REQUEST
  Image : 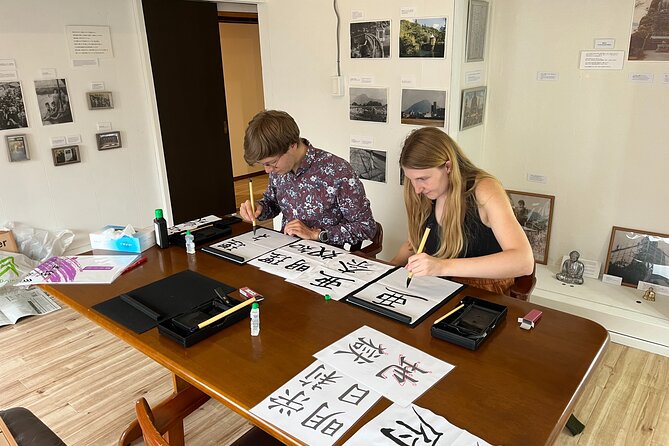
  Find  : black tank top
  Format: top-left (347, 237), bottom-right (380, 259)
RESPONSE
top-left (423, 194), bottom-right (502, 258)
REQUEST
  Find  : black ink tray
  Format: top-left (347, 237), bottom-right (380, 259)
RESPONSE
top-left (431, 296), bottom-right (507, 350)
top-left (158, 294), bottom-right (250, 347)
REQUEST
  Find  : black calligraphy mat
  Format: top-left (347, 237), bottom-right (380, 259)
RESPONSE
top-left (92, 270), bottom-right (235, 334)
top-left (431, 296), bottom-right (507, 350)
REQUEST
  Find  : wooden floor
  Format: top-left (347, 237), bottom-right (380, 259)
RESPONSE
top-left (1, 305), bottom-right (668, 445)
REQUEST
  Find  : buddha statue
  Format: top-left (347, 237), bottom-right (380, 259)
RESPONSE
top-left (556, 250), bottom-right (585, 285)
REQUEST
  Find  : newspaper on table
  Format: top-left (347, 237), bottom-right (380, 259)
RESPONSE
top-left (0, 286), bottom-right (60, 327)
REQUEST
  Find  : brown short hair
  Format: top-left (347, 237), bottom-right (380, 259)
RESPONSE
top-left (243, 110), bottom-right (300, 165)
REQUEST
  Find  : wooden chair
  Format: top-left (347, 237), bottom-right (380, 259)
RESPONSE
top-left (507, 263), bottom-right (537, 301)
top-left (0, 407), bottom-right (66, 446)
top-left (135, 386), bottom-right (283, 446)
top-left (354, 221), bottom-right (384, 258)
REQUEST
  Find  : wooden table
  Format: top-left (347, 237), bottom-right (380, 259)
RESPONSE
top-left (43, 225), bottom-right (608, 446)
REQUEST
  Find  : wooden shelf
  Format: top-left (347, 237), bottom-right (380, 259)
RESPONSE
top-left (530, 264), bottom-right (669, 357)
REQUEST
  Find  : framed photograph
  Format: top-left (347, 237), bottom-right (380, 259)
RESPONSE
top-left (96, 130), bottom-right (122, 150)
top-left (465, 0), bottom-right (489, 62)
top-left (52, 145), bottom-right (81, 166)
top-left (401, 89), bottom-right (447, 127)
top-left (86, 91), bottom-right (114, 110)
top-left (0, 81), bottom-right (29, 130)
top-left (350, 20), bottom-right (391, 58)
top-left (399, 17), bottom-right (447, 58)
top-left (628, 0), bottom-right (669, 61)
top-left (506, 190), bottom-right (555, 265)
top-left (350, 87), bottom-right (388, 123)
top-left (349, 147), bottom-right (387, 183)
top-left (34, 78), bottom-right (73, 125)
top-left (460, 86), bottom-right (487, 130)
top-left (605, 227), bottom-right (669, 288)
top-left (5, 134), bottom-right (30, 162)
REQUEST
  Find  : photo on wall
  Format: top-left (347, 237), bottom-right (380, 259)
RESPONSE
top-left (605, 227), bottom-right (669, 288)
top-left (350, 20), bottom-right (391, 58)
top-left (34, 78), bottom-right (73, 125)
top-left (628, 0), bottom-right (669, 61)
top-left (0, 81), bottom-right (29, 130)
top-left (6, 134), bottom-right (30, 162)
top-left (399, 17), bottom-right (447, 58)
top-left (52, 145), bottom-right (80, 166)
top-left (400, 89), bottom-right (446, 127)
top-left (350, 87), bottom-right (388, 123)
top-left (350, 147), bottom-right (387, 183)
top-left (460, 86), bottom-right (486, 130)
top-left (506, 190), bottom-right (555, 265)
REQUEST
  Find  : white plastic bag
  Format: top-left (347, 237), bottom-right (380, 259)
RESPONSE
top-left (3, 222), bottom-right (74, 262)
top-left (0, 251), bottom-right (38, 288)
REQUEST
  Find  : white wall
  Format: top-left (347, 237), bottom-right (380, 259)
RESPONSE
top-left (257, 0), bottom-right (457, 260)
top-left (485, 0), bottom-right (669, 268)
top-left (0, 0), bottom-right (165, 253)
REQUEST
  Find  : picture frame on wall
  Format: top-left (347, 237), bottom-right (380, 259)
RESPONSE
top-left (399, 17), bottom-right (447, 58)
top-left (465, 0), bottom-right (489, 63)
top-left (96, 130), bottom-right (122, 150)
top-left (5, 134), bottom-right (30, 162)
top-left (604, 226), bottom-right (669, 288)
top-left (506, 190), bottom-right (555, 265)
top-left (52, 145), bottom-right (81, 166)
top-left (86, 91), bottom-right (114, 110)
top-left (460, 86), bottom-right (487, 130)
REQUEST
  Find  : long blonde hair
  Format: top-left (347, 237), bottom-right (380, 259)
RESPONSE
top-left (400, 127), bottom-right (494, 259)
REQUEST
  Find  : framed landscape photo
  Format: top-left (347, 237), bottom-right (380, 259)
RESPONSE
top-left (86, 91), bottom-right (113, 110)
top-left (6, 134), bottom-right (30, 162)
top-left (506, 190), bottom-right (555, 264)
top-left (96, 130), bottom-right (122, 150)
top-left (52, 145), bottom-right (81, 166)
top-left (605, 226), bottom-right (669, 288)
top-left (460, 86), bottom-right (487, 130)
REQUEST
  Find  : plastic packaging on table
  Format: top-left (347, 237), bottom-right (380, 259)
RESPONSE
top-left (3, 221), bottom-right (74, 262)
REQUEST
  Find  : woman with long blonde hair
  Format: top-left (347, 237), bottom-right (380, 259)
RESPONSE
top-left (391, 127), bottom-right (533, 294)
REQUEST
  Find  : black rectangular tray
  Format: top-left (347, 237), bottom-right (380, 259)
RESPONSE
top-left (431, 296), bottom-right (507, 350)
top-left (168, 225), bottom-right (231, 247)
top-left (158, 294), bottom-right (250, 347)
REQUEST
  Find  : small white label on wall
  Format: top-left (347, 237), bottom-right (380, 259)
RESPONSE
top-left (72, 59), bottom-right (98, 68)
top-left (465, 70), bottom-right (482, 84)
top-left (537, 71), bottom-right (559, 81)
top-left (579, 50), bottom-right (624, 70)
top-left (0, 59), bottom-right (16, 70)
top-left (664, 73), bottom-right (669, 83)
top-left (97, 121), bottom-right (112, 132)
top-left (594, 38), bottom-right (615, 49)
top-left (526, 173), bottom-right (547, 184)
top-left (629, 73), bottom-right (654, 83)
top-left (91, 82), bottom-right (105, 91)
top-left (350, 135), bottom-right (374, 148)
top-left (66, 134), bottom-right (82, 144)
top-left (0, 71), bottom-right (18, 81)
top-left (50, 136), bottom-right (67, 147)
top-left (400, 76), bottom-right (416, 87)
top-left (400, 7), bottom-right (416, 17)
top-left (351, 10), bottom-right (364, 20)
top-left (349, 75), bottom-right (374, 85)
top-left (602, 274), bottom-right (623, 286)
top-left (40, 68), bottom-right (57, 78)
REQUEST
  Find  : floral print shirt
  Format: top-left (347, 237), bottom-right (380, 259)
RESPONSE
top-left (258, 142), bottom-right (376, 247)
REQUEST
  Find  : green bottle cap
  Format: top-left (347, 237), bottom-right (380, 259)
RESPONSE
top-left (324, 294), bottom-right (331, 301)
top-left (252, 303), bottom-right (259, 309)
top-left (155, 209), bottom-right (163, 218)
top-left (186, 230), bottom-right (192, 236)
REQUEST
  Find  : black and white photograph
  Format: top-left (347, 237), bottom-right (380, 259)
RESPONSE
top-left (350, 20), bottom-right (391, 58)
top-left (507, 190), bottom-right (554, 265)
top-left (0, 81), bottom-right (29, 130)
top-left (52, 145), bottom-right (81, 166)
top-left (6, 134), bottom-right (30, 162)
top-left (399, 17), bottom-right (447, 58)
top-left (628, 0), bottom-right (669, 61)
top-left (465, 0), bottom-right (489, 62)
top-left (349, 147), bottom-right (387, 183)
top-left (86, 91), bottom-right (114, 110)
top-left (401, 89), bottom-right (446, 127)
top-left (350, 87), bottom-right (388, 123)
top-left (605, 227), bottom-right (669, 288)
top-left (460, 86), bottom-right (487, 130)
top-left (34, 79), bottom-right (73, 125)
top-left (96, 130), bottom-right (122, 150)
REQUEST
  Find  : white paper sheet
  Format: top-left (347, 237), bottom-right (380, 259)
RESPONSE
top-left (314, 326), bottom-right (455, 407)
top-left (205, 228), bottom-right (298, 263)
top-left (251, 360), bottom-right (381, 446)
top-left (281, 239), bottom-right (349, 265)
top-left (287, 267), bottom-right (368, 301)
top-left (249, 248), bottom-right (316, 280)
top-left (324, 253), bottom-right (394, 282)
top-left (343, 403), bottom-right (493, 446)
top-left (350, 268), bottom-right (463, 324)
top-left (15, 255), bottom-right (138, 285)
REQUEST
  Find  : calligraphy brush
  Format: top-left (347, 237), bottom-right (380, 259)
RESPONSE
top-left (406, 226), bottom-right (431, 288)
top-left (249, 179), bottom-right (257, 235)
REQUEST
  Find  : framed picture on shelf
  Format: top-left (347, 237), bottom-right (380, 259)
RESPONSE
top-left (465, 0), bottom-right (489, 62)
top-left (52, 145), bottom-right (81, 166)
top-left (5, 134), bottom-right (30, 162)
top-left (604, 226), bottom-right (669, 288)
top-left (506, 190), bottom-right (555, 264)
top-left (460, 86), bottom-right (487, 130)
top-left (86, 91), bottom-right (113, 110)
top-left (96, 130), bottom-right (122, 150)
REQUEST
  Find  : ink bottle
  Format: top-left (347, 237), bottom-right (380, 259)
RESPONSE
top-left (154, 209), bottom-right (169, 248)
top-left (185, 230), bottom-right (195, 254)
top-left (250, 302), bottom-right (260, 336)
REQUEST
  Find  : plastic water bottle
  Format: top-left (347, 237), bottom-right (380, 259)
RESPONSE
top-left (185, 230), bottom-right (195, 254)
top-left (250, 303), bottom-right (260, 336)
top-left (154, 209), bottom-right (169, 249)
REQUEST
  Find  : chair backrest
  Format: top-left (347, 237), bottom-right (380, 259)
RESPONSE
top-left (508, 263), bottom-right (537, 301)
top-left (135, 398), bottom-right (170, 446)
top-left (357, 221), bottom-right (384, 258)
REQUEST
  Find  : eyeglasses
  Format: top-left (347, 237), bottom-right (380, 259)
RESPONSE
top-left (256, 153), bottom-right (284, 168)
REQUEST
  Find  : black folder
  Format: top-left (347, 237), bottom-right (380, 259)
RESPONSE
top-left (93, 270), bottom-right (235, 334)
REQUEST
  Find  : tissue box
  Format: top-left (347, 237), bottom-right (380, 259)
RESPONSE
top-left (89, 225), bottom-right (156, 253)
top-left (0, 230), bottom-right (18, 252)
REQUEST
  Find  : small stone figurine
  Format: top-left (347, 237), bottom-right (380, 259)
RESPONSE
top-left (643, 287), bottom-right (656, 302)
top-left (556, 250), bottom-right (585, 285)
